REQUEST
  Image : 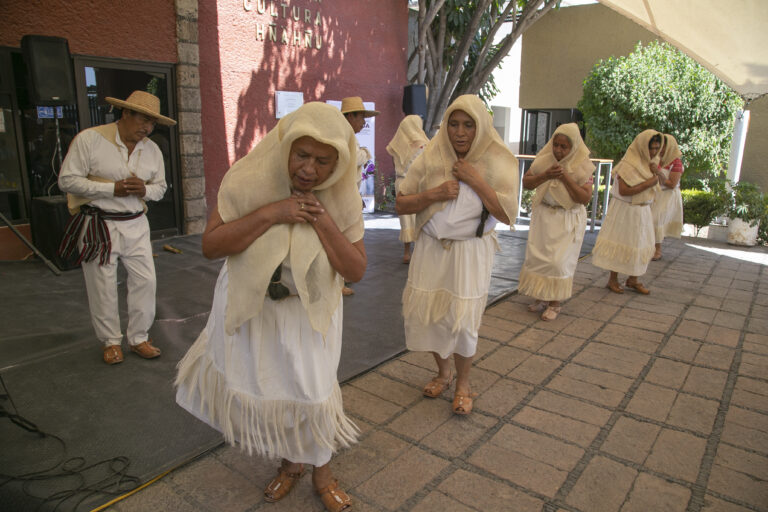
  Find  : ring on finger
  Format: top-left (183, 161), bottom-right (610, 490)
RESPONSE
top-left (300, 203), bottom-right (304, 210)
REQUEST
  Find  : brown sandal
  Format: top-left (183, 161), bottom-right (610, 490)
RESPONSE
top-left (316, 479), bottom-right (351, 512)
top-left (606, 281), bottom-right (624, 294)
top-left (264, 464), bottom-right (304, 503)
top-left (103, 345), bottom-right (123, 365)
top-left (625, 279), bottom-right (650, 295)
top-left (452, 389), bottom-right (476, 415)
top-left (423, 373), bottom-right (454, 398)
top-left (130, 340), bottom-right (161, 359)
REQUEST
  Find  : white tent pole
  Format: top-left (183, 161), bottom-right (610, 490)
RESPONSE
top-left (726, 109), bottom-right (750, 184)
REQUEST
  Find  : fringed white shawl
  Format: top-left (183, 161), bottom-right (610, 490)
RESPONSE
top-left (613, 129), bottom-right (662, 205)
top-left (217, 102), bottom-right (364, 336)
top-left (527, 123), bottom-right (595, 210)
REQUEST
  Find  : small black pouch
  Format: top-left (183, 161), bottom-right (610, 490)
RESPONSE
top-left (267, 264), bottom-right (291, 300)
top-left (475, 205), bottom-right (490, 237)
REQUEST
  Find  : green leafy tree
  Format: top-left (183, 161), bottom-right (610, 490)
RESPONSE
top-left (411, 0), bottom-right (560, 135)
top-left (578, 41), bottom-right (743, 186)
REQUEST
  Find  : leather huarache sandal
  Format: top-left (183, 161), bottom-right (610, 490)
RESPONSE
top-left (540, 305), bottom-right (561, 321)
top-left (423, 373), bottom-right (454, 398)
top-left (625, 279), bottom-right (650, 295)
top-left (606, 281), bottom-right (624, 294)
top-left (103, 345), bottom-right (123, 365)
top-left (452, 389), bottom-right (476, 415)
top-left (264, 464), bottom-right (304, 503)
top-left (130, 340), bottom-right (161, 359)
top-left (527, 300), bottom-right (547, 313)
top-left (316, 479), bottom-right (351, 512)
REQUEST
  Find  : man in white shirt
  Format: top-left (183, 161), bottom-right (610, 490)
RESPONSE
top-left (58, 91), bottom-right (176, 365)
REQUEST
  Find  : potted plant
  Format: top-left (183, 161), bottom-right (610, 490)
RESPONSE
top-left (726, 181), bottom-right (765, 246)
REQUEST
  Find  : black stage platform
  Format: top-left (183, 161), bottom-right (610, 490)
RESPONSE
top-left (0, 214), bottom-right (596, 511)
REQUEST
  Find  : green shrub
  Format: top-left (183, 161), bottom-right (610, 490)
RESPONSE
top-left (682, 189), bottom-right (728, 236)
top-left (578, 41), bottom-right (743, 181)
top-left (728, 181), bottom-right (765, 226)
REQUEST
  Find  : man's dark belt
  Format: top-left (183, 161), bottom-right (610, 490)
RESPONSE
top-left (58, 205), bottom-right (143, 265)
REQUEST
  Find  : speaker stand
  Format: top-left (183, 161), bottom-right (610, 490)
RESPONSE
top-left (0, 211), bottom-right (61, 276)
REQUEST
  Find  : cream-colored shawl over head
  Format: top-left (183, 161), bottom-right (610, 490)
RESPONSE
top-left (661, 134), bottom-right (683, 167)
top-left (398, 95), bottom-right (519, 233)
top-left (217, 102), bottom-right (364, 336)
top-left (613, 129), bottom-right (662, 205)
top-left (527, 123), bottom-right (594, 210)
top-left (386, 115), bottom-right (429, 178)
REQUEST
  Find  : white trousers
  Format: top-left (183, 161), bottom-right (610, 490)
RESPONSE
top-left (79, 215), bottom-right (156, 347)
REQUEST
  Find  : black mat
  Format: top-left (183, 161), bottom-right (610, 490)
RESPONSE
top-left (0, 213), bottom-right (595, 511)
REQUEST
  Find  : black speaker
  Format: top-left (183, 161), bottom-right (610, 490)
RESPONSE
top-left (21, 35), bottom-right (76, 106)
top-left (403, 84), bottom-right (427, 121)
top-left (30, 195), bottom-right (80, 271)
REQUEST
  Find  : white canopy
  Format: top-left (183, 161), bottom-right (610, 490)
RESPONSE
top-left (598, 0), bottom-right (768, 99)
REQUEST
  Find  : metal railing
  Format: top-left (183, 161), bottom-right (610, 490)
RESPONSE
top-left (514, 155), bottom-right (613, 231)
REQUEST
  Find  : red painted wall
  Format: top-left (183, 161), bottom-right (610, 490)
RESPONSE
top-left (0, 0), bottom-right (177, 63)
top-left (199, 0), bottom-right (409, 209)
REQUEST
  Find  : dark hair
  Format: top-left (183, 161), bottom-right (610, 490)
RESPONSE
top-left (649, 134), bottom-right (662, 148)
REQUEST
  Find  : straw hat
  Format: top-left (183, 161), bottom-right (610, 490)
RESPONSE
top-left (340, 96), bottom-right (379, 118)
top-left (105, 91), bottom-right (177, 126)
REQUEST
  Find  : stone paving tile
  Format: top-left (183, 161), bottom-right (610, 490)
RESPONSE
top-left (713, 311), bottom-right (746, 330)
top-left (350, 372), bottom-right (423, 407)
top-left (739, 352), bottom-right (768, 380)
top-left (378, 359), bottom-right (435, 388)
top-left (480, 314), bottom-right (527, 335)
top-left (601, 415), bottom-right (661, 464)
top-left (594, 324), bottom-right (663, 354)
top-left (437, 469), bottom-right (544, 512)
top-left (410, 490), bottom-right (474, 512)
top-left (421, 413), bottom-right (496, 458)
top-left (722, 406), bottom-right (768, 454)
top-left (645, 429), bottom-right (708, 483)
top-left (167, 456), bottom-right (263, 512)
top-left (744, 333), bottom-right (768, 356)
top-left (720, 299), bottom-right (752, 315)
top-left (342, 385), bottom-right (404, 424)
top-left (695, 344), bottom-right (735, 371)
top-left (214, 444), bottom-right (274, 483)
top-left (534, 312), bottom-right (577, 333)
top-left (705, 325), bottom-right (742, 348)
top-left (528, 390), bottom-right (612, 426)
top-left (731, 376), bottom-right (768, 414)
top-left (478, 323), bottom-right (517, 343)
top-left (399, 350), bottom-right (437, 371)
top-left (563, 316), bottom-right (604, 339)
top-left (694, 294), bottom-right (723, 309)
top-left (507, 327), bottom-right (556, 352)
top-left (701, 284), bottom-right (730, 298)
top-left (354, 446), bottom-right (450, 511)
top-left (628, 296), bottom-right (686, 316)
top-left (473, 377), bottom-right (532, 417)
top-left (580, 301), bottom-right (621, 321)
top-left (675, 320), bottom-right (710, 340)
top-left (620, 471), bottom-right (692, 512)
top-left (473, 337), bottom-right (498, 359)
top-left (747, 316), bottom-right (768, 334)
top-left (513, 406), bottom-right (601, 447)
top-left (685, 306), bottom-right (719, 323)
top-left (475, 345), bottom-right (530, 375)
top-left (662, 336), bottom-right (702, 362)
top-left (613, 307), bottom-right (676, 333)
top-left (708, 463), bottom-right (768, 510)
top-left (469, 424), bottom-right (582, 497)
top-left (725, 289), bottom-right (754, 302)
top-left (626, 382), bottom-right (678, 422)
top-left (548, 364), bottom-right (632, 407)
top-left (334, 430), bottom-right (410, 488)
top-left (667, 393), bottom-right (720, 435)
top-left (111, 480), bottom-right (202, 512)
top-left (538, 333), bottom-right (584, 360)
top-left (508, 354), bottom-right (561, 384)
top-left (682, 366), bottom-right (728, 399)
top-left (573, 342), bottom-right (650, 377)
top-left (645, 358), bottom-right (691, 389)
top-left (701, 495), bottom-right (758, 512)
top-left (388, 397), bottom-right (455, 442)
top-left (565, 455), bottom-right (637, 512)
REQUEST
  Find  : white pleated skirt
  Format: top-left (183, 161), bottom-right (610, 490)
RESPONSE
top-left (403, 231), bottom-right (498, 359)
top-left (175, 262), bottom-right (358, 467)
top-left (651, 187), bottom-right (683, 242)
top-left (518, 203), bottom-right (587, 301)
top-left (591, 199), bottom-right (655, 276)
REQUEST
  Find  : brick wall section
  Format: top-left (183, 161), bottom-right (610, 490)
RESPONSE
top-left (175, 0), bottom-right (206, 234)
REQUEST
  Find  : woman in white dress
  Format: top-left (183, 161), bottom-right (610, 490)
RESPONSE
top-left (518, 123), bottom-right (594, 321)
top-left (650, 134), bottom-right (684, 260)
top-left (592, 130), bottom-right (663, 295)
top-left (175, 103), bottom-right (365, 512)
top-left (396, 95), bottom-right (518, 415)
top-left (386, 114), bottom-right (429, 264)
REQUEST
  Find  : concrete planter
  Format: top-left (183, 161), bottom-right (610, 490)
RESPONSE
top-left (727, 217), bottom-right (760, 246)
